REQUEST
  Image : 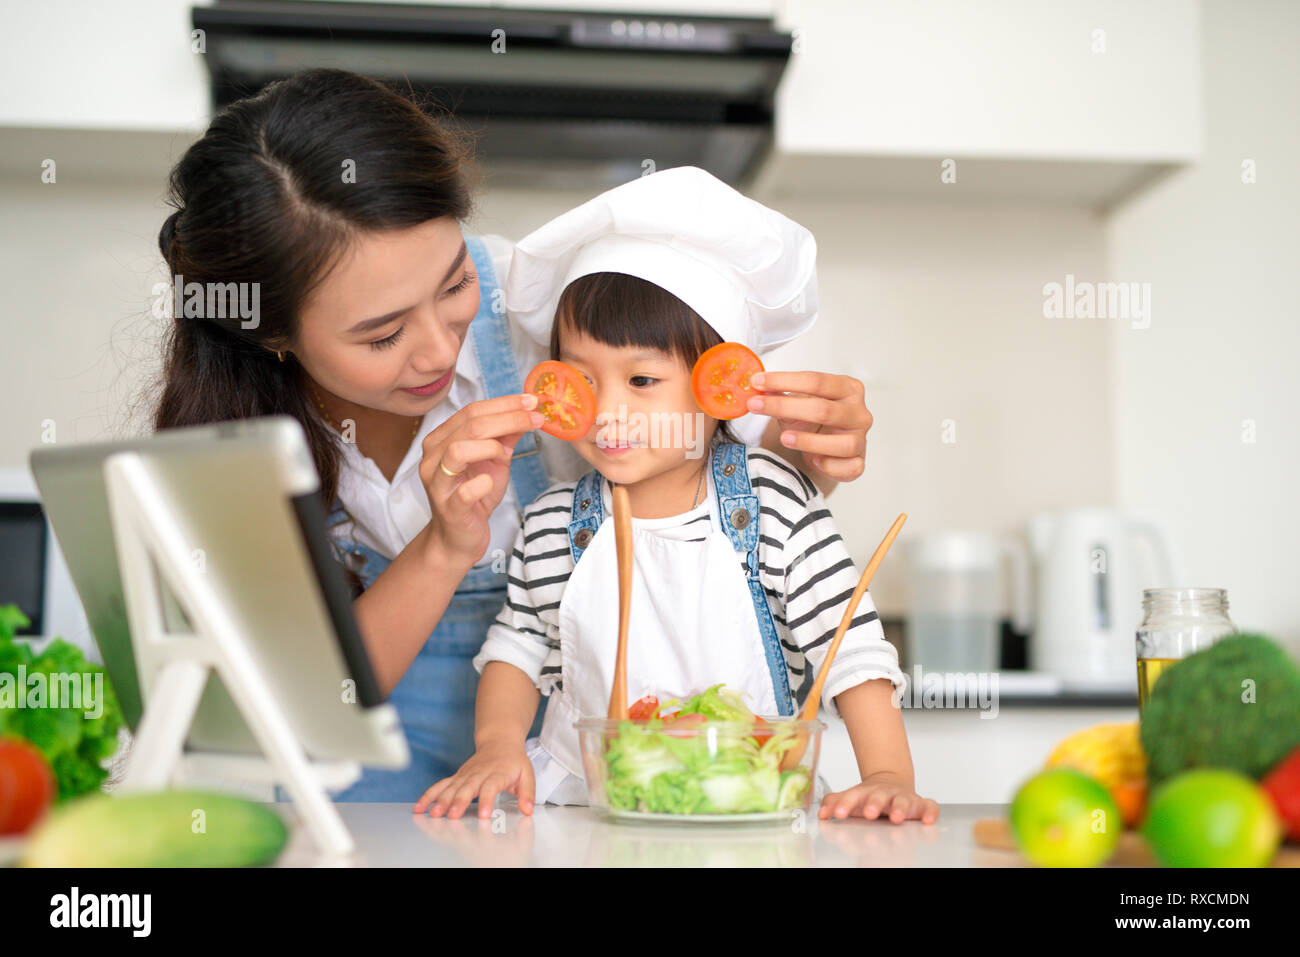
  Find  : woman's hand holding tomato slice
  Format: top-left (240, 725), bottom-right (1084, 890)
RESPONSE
top-left (417, 393), bottom-right (547, 568)
top-left (690, 344), bottom-right (873, 493)
top-left (745, 370), bottom-right (873, 489)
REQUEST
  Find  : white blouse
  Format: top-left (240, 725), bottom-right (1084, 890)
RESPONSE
top-left (332, 233), bottom-right (771, 569)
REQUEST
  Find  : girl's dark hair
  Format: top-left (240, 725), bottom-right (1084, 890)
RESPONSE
top-left (153, 68), bottom-right (477, 506)
top-left (549, 272), bottom-right (741, 446)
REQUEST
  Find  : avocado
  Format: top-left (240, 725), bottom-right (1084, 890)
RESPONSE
top-left (1140, 633), bottom-right (1300, 788)
top-left (21, 790), bottom-right (288, 867)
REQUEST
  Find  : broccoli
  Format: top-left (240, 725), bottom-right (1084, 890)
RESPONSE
top-left (1140, 633), bottom-right (1300, 787)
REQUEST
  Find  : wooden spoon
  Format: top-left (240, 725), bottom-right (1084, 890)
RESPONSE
top-left (780, 513), bottom-right (908, 770)
top-left (607, 484), bottom-right (634, 720)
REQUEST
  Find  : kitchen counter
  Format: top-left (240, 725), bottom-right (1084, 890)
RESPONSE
top-left (274, 802), bottom-right (1031, 868)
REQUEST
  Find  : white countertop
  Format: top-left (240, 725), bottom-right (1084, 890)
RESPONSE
top-left (274, 802), bottom-right (1025, 868)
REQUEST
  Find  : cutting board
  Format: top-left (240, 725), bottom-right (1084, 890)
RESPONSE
top-left (974, 818), bottom-right (1300, 867)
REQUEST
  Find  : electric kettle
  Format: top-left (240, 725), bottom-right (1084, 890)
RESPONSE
top-left (1027, 508), bottom-right (1177, 688)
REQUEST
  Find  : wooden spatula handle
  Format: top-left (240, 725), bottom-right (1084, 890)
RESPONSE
top-left (608, 484), bottom-right (634, 720)
top-left (799, 513), bottom-right (907, 720)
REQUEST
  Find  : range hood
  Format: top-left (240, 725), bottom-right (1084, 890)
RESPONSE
top-left (191, 1), bottom-right (793, 188)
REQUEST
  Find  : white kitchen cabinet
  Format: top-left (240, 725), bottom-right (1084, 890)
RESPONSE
top-left (763, 0), bottom-right (1202, 206)
top-left (0, 0), bottom-right (774, 133)
top-left (818, 705), bottom-right (1139, 803)
top-left (0, 0), bottom-right (211, 132)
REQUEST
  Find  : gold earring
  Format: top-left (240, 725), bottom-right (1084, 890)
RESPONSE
top-left (277, 351), bottom-right (285, 362)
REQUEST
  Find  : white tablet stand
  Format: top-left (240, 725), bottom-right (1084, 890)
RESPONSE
top-left (104, 451), bottom-right (360, 857)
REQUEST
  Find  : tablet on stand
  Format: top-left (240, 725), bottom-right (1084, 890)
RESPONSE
top-left (31, 417), bottom-right (409, 857)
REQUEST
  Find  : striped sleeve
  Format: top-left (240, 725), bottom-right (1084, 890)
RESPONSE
top-left (748, 450), bottom-right (907, 719)
top-left (471, 484), bottom-right (575, 690)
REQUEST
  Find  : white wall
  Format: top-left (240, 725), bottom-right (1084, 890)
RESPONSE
top-left (476, 188), bottom-right (1112, 615)
top-left (0, 165), bottom-right (1112, 621)
top-left (1107, 0), bottom-right (1300, 652)
top-left (1, 0), bottom-right (1293, 651)
top-left (0, 170), bottom-right (170, 447)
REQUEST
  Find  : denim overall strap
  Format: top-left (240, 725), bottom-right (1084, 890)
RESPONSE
top-left (323, 501), bottom-right (385, 590)
top-left (464, 234), bottom-right (551, 509)
top-left (712, 441), bottom-right (797, 716)
top-left (567, 469), bottom-right (606, 564)
top-left (325, 500), bottom-right (348, 529)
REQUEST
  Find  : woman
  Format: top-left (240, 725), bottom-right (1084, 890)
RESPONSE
top-left (152, 68), bottom-right (874, 801)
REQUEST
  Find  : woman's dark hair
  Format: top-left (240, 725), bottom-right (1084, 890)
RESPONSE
top-left (153, 68), bottom-right (477, 506)
top-left (549, 272), bottom-right (740, 446)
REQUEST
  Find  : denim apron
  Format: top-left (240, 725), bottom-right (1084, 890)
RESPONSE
top-left (289, 235), bottom-right (552, 802)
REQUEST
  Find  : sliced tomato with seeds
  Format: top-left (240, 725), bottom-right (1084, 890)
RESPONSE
top-left (691, 342), bottom-right (764, 420)
top-left (523, 360), bottom-right (597, 441)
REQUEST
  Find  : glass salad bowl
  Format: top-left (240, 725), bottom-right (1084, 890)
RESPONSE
top-left (575, 686), bottom-right (826, 823)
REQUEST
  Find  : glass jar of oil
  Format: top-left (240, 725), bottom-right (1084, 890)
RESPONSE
top-left (1136, 588), bottom-right (1236, 711)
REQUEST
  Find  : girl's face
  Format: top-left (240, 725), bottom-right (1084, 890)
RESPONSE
top-left (558, 322), bottom-right (715, 486)
top-left (293, 216), bottom-right (479, 414)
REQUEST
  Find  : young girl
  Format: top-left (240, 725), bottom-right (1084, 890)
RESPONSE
top-left (415, 167), bottom-right (938, 826)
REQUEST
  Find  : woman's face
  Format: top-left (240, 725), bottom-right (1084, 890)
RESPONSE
top-left (293, 216), bottom-right (479, 415)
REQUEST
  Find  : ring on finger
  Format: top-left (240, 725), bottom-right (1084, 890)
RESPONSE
top-left (439, 459), bottom-right (464, 478)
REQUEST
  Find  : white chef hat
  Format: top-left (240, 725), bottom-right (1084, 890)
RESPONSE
top-left (504, 166), bottom-right (818, 356)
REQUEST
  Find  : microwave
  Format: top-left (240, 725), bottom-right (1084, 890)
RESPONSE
top-left (0, 466), bottom-right (93, 657)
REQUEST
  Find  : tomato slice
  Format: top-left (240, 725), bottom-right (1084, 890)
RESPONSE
top-left (523, 360), bottom-right (597, 441)
top-left (628, 695), bottom-right (660, 721)
top-left (750, 715), bottom-right (774, 748)
top-left (663, 713), bottom-right (709, 737)
top-left (691, 342), bottom-right (764, 420)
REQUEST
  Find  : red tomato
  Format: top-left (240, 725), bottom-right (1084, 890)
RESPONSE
top-left (0, 738), bottom-right (56, 836)
top-left (750, 716), bottom-right (774, 748)
top-left (1261, 745), bottom-right (1300, 842)
top-left (628, 695), bottom-right (660, 721)
top-left (691, 342), bottom-right (764, 420)
top-left (523, 361), bottom-right (597, 441)
top-left (663, 713), bottom-right (708, 737)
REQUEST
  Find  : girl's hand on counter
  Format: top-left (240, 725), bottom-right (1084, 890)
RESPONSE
top-left (747, 371), bottom-right (872, 490)
top-left (417, 393), bottom-right (546, 569)
top-left (818, 771), bottom-right (940, 825)
top-left (413, 741), bottom-right (536, 819)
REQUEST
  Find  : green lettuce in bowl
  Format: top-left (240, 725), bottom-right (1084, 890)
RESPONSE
top-left (579, 685), bottom-right (822, 816)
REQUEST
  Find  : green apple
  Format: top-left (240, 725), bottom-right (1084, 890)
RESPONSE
top-left (1143, 769), bottom-right (1281, 868)
top-left (1010, 768), bottom-right (1122, 867)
